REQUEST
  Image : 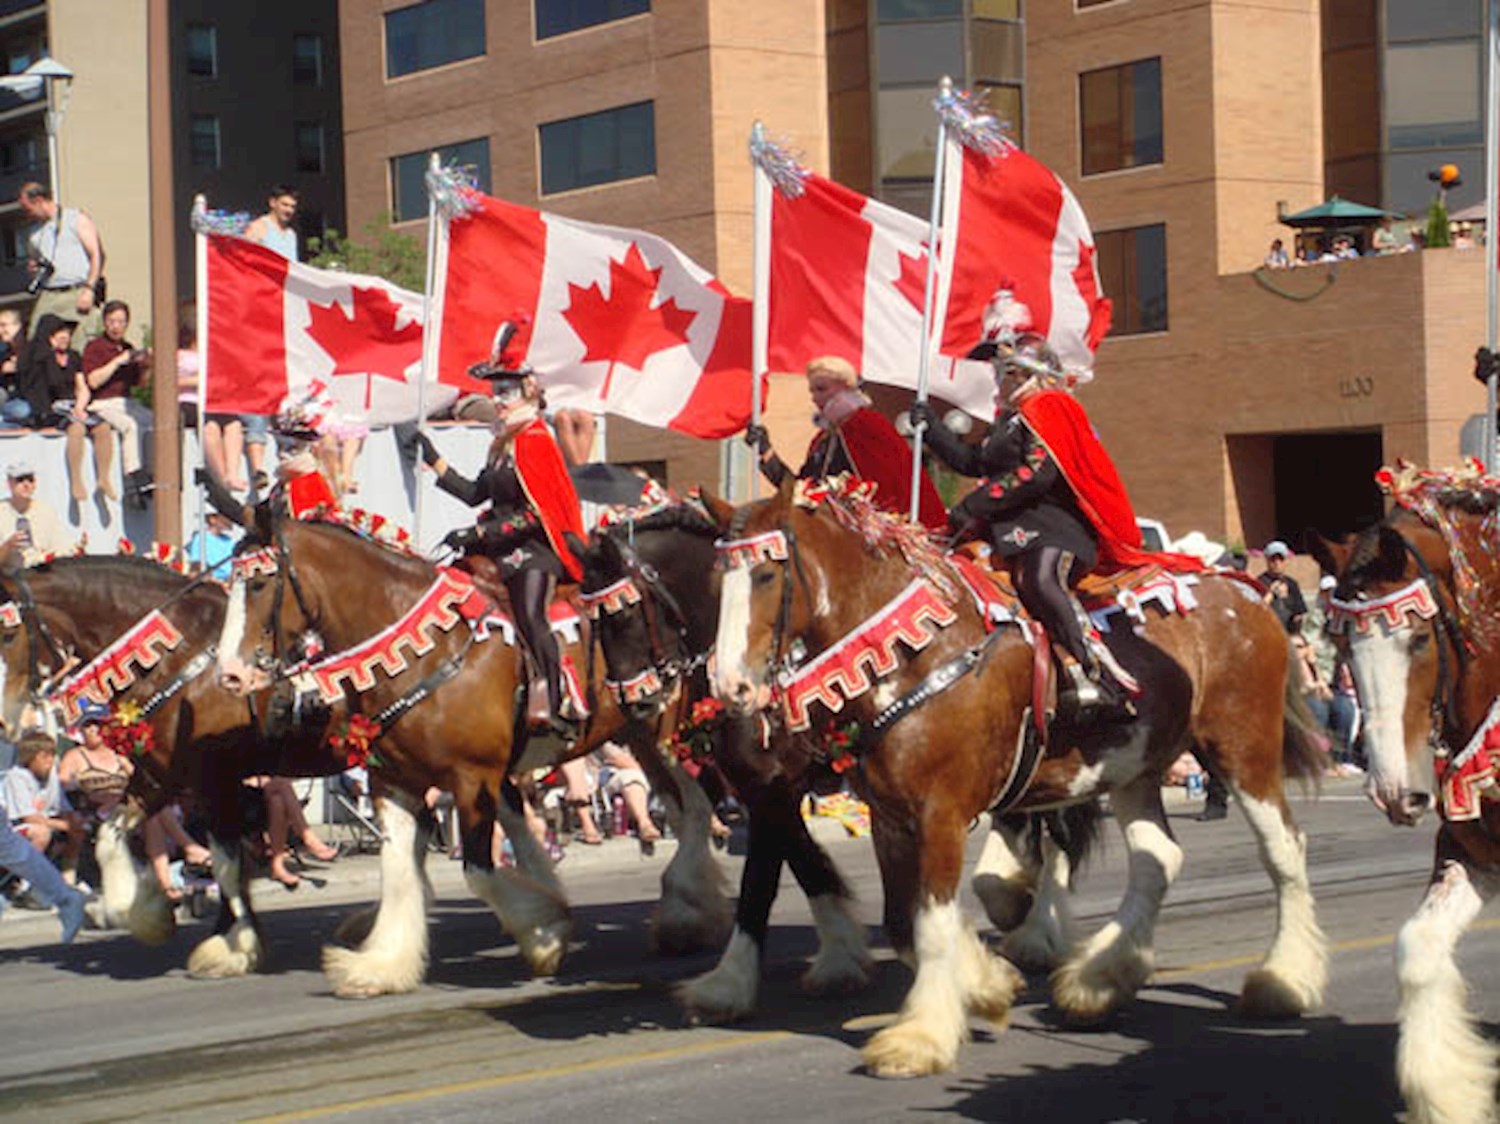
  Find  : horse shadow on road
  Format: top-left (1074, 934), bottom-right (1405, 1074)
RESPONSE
top-left (942, 979), bottom-right (1405, 1123)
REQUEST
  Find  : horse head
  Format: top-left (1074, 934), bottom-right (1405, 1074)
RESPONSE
top-left (217, 515), bottom-right (333, 696)
top-left (0, 567), bottom-right (60, 732)
top-left (578, 502), bottom-right (721, 720)
top-left (712, 477), bottom-right (925, 719)
top-left (1316, 511), bottom-right (1464, 826)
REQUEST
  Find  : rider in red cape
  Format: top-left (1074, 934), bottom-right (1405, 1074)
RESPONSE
top-left (745, 355), bottom-right (947, 532)
top-left (413, 322), bottom-right (585, 736)
top-left (911, 288), bottom-right (1190, 723)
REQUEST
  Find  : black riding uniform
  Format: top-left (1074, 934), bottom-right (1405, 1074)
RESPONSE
top-left (920, 405), bottom-right (1113, 709)
top-left (435, 451), bottom-right (570, 723)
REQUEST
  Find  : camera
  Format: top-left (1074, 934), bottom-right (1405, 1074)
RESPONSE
top-left (25, 256), bottom-right (54, 295)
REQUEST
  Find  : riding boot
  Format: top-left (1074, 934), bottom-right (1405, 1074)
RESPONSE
top-left (509, 568), bottom-right (579, 739)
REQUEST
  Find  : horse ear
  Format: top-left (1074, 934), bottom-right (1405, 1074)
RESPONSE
top-left (697, 488), bottom-right (735, 531)
top-left (775, 475), bottom-right (796, 505)
top-left (1305, 530), bottom-right (1354, 578)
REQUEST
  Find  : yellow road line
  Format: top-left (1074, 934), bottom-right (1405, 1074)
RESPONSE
top-left (245, 1031), bottom-right (793, 1123)
top-left (248, 915), bottom-right (1500, 1120)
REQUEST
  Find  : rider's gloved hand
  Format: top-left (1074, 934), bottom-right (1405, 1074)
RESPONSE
top-left (442, 526), bottom-right (480, 553)
top-left (1476, 347), bottom-right (1498, 385)
top-left (907, 401), bottom-right (939, 432)
top-left (743, 424), bottom-right (771, 455)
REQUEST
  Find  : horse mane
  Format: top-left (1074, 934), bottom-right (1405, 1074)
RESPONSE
top-left (795, 476), bottom-right (959, 601)
top-left (612, 499), bottom-right (720, 540)
top-left (40, 552), bottom-right (194, 591)
top-left (298, 512), bottom-right (433, 576)
top-left (1379, 461), bottom-right (1500, 642)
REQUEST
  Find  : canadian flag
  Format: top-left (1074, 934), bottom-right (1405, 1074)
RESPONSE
top-left (765, 147), bottom-right (1110, 415)
top-left (767, 172), bottom-right (996, 417)
top-left (937, 143), bottom-right (1112, 374)
top-left (438, 193), bottom-right (755, 438)
top-left (204, 236), bottom-right (447, 423)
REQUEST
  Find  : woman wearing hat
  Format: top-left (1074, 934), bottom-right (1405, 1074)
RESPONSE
top-left (907, 292), bottom-right (1170, 722)
top-left (414, 324), bottom-right (586, 736)
top-left (744, 355), bottom-right (946, 531)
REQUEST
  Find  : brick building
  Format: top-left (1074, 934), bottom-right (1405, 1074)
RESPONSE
top-left (335, 1), bottom-right (1488, 544)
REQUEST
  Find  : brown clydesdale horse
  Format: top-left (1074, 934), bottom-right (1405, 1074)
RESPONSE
top-left (1316, 465), bottom-right (1500, 1124)
top-left (0, 555), bottom-right (346, 973)
top-left (709, 479), bottom-right (1328, 1078)
top-left (214, 512), bottom-right (732, 992)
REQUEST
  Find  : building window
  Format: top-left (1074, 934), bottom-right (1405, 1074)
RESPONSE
top-left (385, 0), bottom-right (485, 79)
top-left (190, 116), bottom-right (221, 169)
top-left (1076, 0), bottom-right (1118, 8)
top-left (1080, 57), bottom-right (1163, 175)
top-left (186, 24), bottom-right (217, 78)
top-left (536, 0), bottom-right (649, 40)
top-left (295, 123), bottom-right (325, 173)
top-left (293, 34), bottom-right (323, 86)
top-left (539, 101), bottom-right (655, 194)
top-left (1095, 224), bottom-right (1167, 335)
top-left (390, 137), bottom-right (492, 222)
top-left (876, 0), bottom-right (962, 18)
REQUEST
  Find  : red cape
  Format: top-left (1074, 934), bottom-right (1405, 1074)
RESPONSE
top-left (808, 406), bottom-right (948, 532)
top-left (1019, 390), bottom-right (1203, 573)
top-left (284, 467), bottom-right (338, 519)
top-left (511, 418), bottom-right (585, 581)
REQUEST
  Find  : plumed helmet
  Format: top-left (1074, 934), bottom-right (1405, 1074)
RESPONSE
top-left (468, 319), bottom-right (533, 397)
top-left (967, 285), bottom-right (1034, 360)
top-left (1001, 332), bottom-right (1063, 384)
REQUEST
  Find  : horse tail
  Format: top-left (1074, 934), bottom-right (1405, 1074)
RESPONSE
top-left (1281, 642), bottom-right (1331, 789)
top-left (1001, 803), bottom-right (1106, 882)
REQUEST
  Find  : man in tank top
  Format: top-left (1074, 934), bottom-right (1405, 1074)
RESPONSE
top-left (18, 182), bottom-right (104, 341)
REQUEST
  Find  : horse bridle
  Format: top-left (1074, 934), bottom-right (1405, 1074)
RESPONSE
top-left (236, 524), bottom-right (323, 682)
top-left (0, 569), bottom-right (68, 701)
top-left (715, 522), bottom-right (814, 693)
top-left (587, 534), bottom-right (708, 706)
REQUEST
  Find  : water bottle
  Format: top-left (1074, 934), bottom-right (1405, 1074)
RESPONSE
top-left (612, 794), bottom-right (628, 836)
top-left (1186, 772), bottom-right (1205, 800)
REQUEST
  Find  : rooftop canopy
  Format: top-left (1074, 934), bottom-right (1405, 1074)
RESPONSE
top-left (1280, 196), bottom-right (1402, 227)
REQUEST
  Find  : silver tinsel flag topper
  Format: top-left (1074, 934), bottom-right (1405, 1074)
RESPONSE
top-left (749, 132), bottom-right (807, 198)
top-left (425, 162), bottom-right (481, 220)
top-left (934, 86), bottom-right (1012, 158)
top-left (191, 209), bottom-right (251, 237)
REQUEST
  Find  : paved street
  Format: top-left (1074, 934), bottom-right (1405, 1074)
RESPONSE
top-left (0, 777), bottom-right (1492, 1123)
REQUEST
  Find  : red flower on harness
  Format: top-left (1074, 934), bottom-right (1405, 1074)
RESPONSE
top-left (328, 713), bottom-right (383, 770)
top-left (100, 700), bottom-right (155, 759)
top-left (821, 719), bottom-right (862, 773)
top-left (666, 696), bottom-right (726, 765)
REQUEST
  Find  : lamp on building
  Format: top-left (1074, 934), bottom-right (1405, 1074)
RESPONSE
top-left (28, 59), bottom-right (74, 202)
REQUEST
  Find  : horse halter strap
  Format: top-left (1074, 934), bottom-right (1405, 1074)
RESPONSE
top-left (715, 525), bottom-right (809, 687)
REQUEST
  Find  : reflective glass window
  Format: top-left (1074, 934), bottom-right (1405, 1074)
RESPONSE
top-left (536, 0), bottom-right (649, 40)
top-left (1080, 57), bottom-right (1162, 175)
top-left (190, 116), bottom-right (220, 169)
top-left (974, 0), bottom-right (1020, 17)
top-left (876, 21), bottom-right (963, 85)
top-left (1094, 224), bottom-right (1167, 335)
top-left (877, 0), bottom-right (962, 19)
top-left (1386, 40), bottom-right (1481, 148)
top-left (1386, 0), bottom-right (1479, 41)
top-left (391, 138), bottom-right (492, 222)
top-left (971, 19), bottom-right (1023, 83)
top-left (186, 25), bottom-right (216, 78)
top-left (385, 0), bottom-right (485, 79)
top-left (539, 101), bottom-right (656, 194)
top-left (295, 123), bottom-right (324, 174)
top-left (878, 86), bottom-right (941, 180)
top-left (293, 34), bottom-right (323, 86)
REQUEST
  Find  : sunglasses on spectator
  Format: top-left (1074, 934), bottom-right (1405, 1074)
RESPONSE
top-left (10, 474), bottom-right (35, 483)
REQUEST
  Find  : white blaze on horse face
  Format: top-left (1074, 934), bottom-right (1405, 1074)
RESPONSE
top-left (713, 566), bottom-right (758, 711)
top-left (1346, 626), bottom-right (1424, 815)
top-left (217, 577), bottom-right (250, 689)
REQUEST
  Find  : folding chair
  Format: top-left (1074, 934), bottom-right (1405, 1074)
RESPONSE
top-left (325, 779), bottom-right (386, 854)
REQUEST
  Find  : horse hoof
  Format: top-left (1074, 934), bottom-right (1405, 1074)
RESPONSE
top-left (1236, 968), bottom-right (1315, 1020)
top-left (801, 959), bottom-right (871, 997)
top-left (1001, 926), bottom-right (1070, 973)
top-left (675, 973), bottom-right (756, 1024)
top-left (520, 925), bottom-right (569, 977)
top-left (332, 906), bottom-right (378, 948)
top-left (187, 935), bottom-right (255, 978)
top-left (862, 1023), bottom-right (957, 1078)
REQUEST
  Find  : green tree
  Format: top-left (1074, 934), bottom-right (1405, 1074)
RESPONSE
top-left (1425, 197), bottom-right (1452, 249)
top-left (307, 211), bottom-right (426, 291)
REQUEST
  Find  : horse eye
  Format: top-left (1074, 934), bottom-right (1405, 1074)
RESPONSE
top-left (249, 578), bottom-right (268, 594)
top-left (1410, 632), bottom-right (1432, 654)
top-left (0, 632), bottom-right (14, 645)
top-left (753, 569), bottom-right (777, 588)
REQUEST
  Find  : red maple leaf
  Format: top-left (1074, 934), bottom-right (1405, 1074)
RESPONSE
top-left (562, 242), bottom-right (697, 401)
top-left (304, 287), bottom-right (423, 409)
top-left (894, 244), bottom-right (929, 312)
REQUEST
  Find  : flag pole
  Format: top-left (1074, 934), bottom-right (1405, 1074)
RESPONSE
top-left (1486, 0), bottom-right (1499, 470)
top-left (192, 193), bottom-right (208, 552)
top-left (910, 76), bottom-right (953, 520)
top-left (415, 151), bottom-right (442, 546)
top-left (749, 120), bottom-right (772, 501)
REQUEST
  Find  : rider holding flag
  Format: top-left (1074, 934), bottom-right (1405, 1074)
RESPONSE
top-left (744, 355), bottom-right (947, 532)
top-left (412, 323), bottom-right (586, 737)
top-left (909, 289), bottom-right (1167, 723)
